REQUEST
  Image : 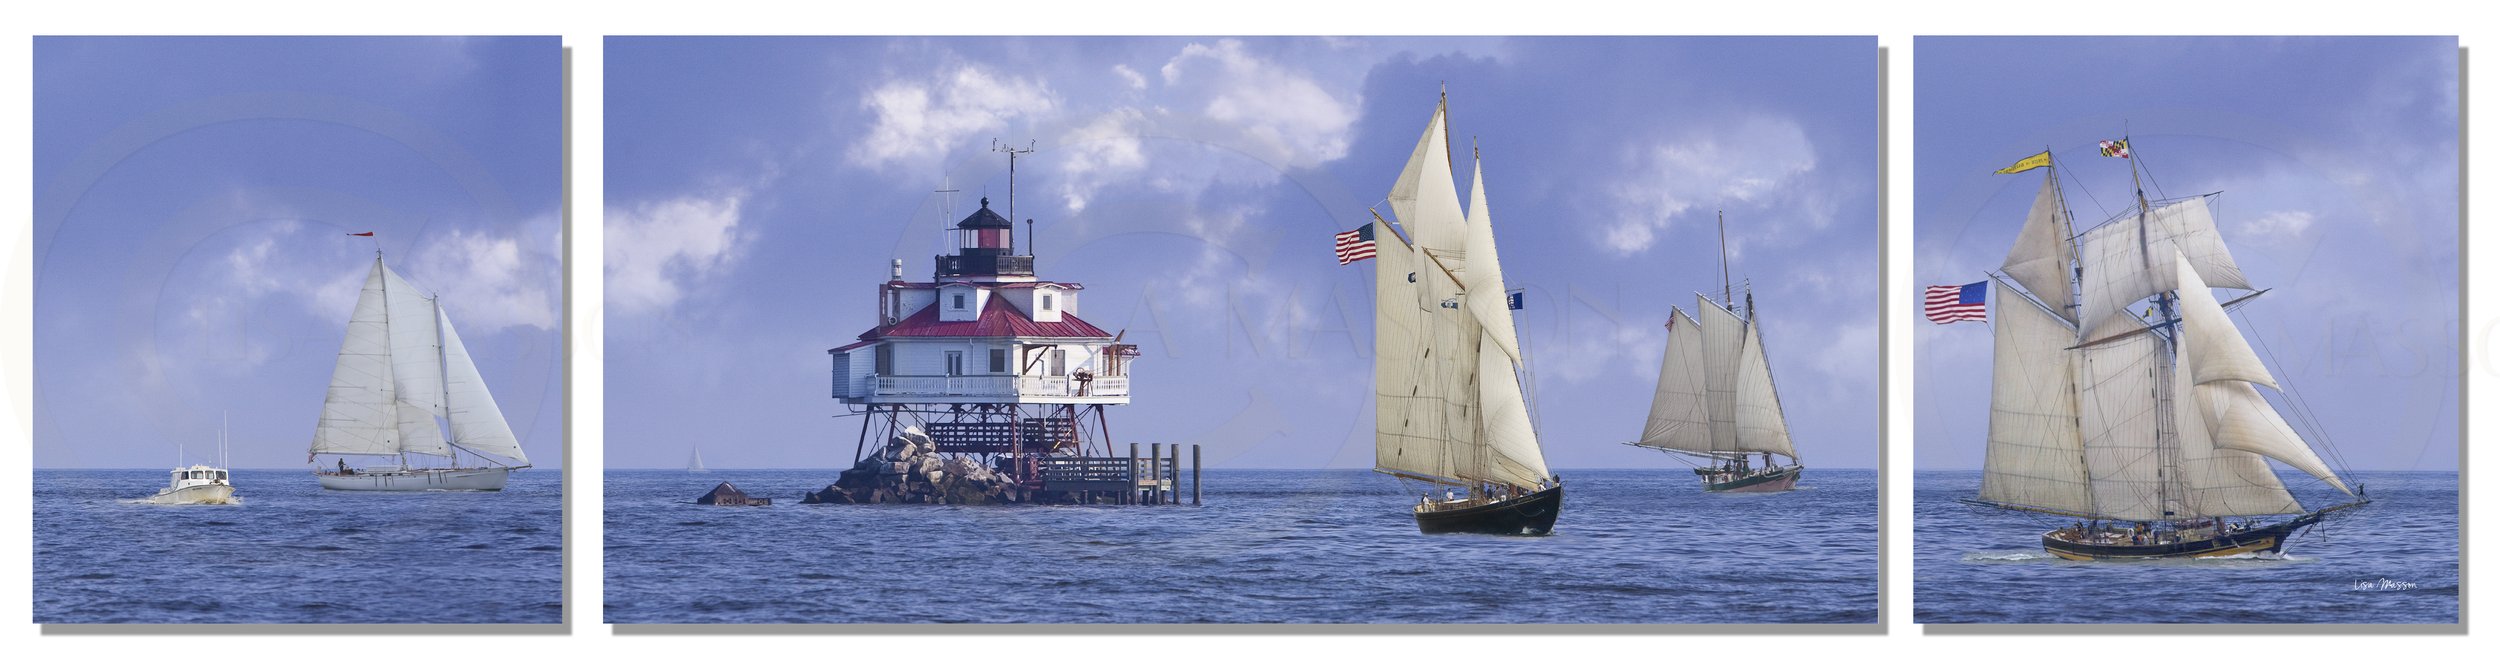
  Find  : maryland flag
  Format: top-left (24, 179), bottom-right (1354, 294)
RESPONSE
top-left (1994, 150), bottom-right (2052, 175)
top-left (2099, 139), bottom-right (2131, 159)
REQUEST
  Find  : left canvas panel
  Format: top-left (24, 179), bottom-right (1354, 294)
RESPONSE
top-left (31, 36), bottom-right (565, 625)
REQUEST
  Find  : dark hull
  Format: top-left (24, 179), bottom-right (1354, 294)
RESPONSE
top-left (2041, 511), bottom-right (2327, 561)
top-left (1703, 465), bottom-right (1803, 493)
top-left (1413, 484), bottom-right (1562, 536)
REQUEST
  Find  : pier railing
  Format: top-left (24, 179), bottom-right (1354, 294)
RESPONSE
top-left (1035, 443), bottom-right (1201, 505)
top-left (865, 374), bottom-right (1129, 398)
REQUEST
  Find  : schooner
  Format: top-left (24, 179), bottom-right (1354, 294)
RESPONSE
top-left (1964, 139), bottom-right (2366, 559)
top-left (1369, 92), bottom-right (1562, 535)
top-left (1628, 215), bottom-right (1805, 492)
top-left (309, 252), bottom-right (533, 491)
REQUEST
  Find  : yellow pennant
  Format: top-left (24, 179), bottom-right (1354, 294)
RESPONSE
top-left (1994, 150), bottom-right (2052, 175)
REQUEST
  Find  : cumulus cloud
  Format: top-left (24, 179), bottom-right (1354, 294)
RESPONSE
top-left (1057, 108), bottom-right (1149, 213)
top-left (407, 214), bottom-right (562, 333)
top-left (2237, 209), bottom-right (2316, 243)
top-left (1600, 116), bottom-right (1819, 255)
top-left (1158, 39), bottom-right (1360, 170)
top-left (848, 65), bottom-right (1056, 174)
top-left (606, 193), bottom-right (746, 316)
top-left (1112, 64), bottom-right (1148, 90)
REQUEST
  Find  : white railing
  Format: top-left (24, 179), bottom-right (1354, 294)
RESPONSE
top-left (866, 374), bottom-right (1129, 398)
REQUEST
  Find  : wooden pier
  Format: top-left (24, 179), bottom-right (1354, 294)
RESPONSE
top-left (1038, 443), bottom-right (1201, 505)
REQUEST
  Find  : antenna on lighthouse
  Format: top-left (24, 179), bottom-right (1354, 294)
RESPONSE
top-left (992, 139), bottom-right (1036, 254)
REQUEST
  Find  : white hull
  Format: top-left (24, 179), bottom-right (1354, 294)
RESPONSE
top-left (146, 483), bottom-right (237, 505)
top-left (317, 467), bottom-right (512, 491)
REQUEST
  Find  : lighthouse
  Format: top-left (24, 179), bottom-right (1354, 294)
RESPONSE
top-left (827, 194), bottom-right (1139, 490)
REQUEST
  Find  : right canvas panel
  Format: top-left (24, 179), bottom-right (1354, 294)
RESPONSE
top-left (1912, 36), bottom-right (2459, 625)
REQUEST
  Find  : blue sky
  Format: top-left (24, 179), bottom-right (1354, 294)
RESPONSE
top-left (1914, 37), bottom-right (2459, 472)
top-left (606, 37), bottom-right (1877, 470)
top-left (33, 37), bottom-right (564, 469)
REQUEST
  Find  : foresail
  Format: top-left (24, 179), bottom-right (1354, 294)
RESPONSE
top-left (1387, 101), bottom-right (1466, 256)
top-left (1696, 295), bottom-right (1745, 454)
top-left (2001, 175), bottom-right (2076, 323)
top-left (396, 401), bottom-right (453, 457)
top-left (2075, 328), bottom-right (2168, 522)
top-left (1636, 309), bottom-right (1713, 453)
top-left (2172, 334), bottom-right (2303, 516)
top-left (1476, 329), bottom-right (1551, 488)
top-left (380, 265), bottom-right (446, 417)
top-left (2074, 195), bottom-right (2250, 339)
top-left (2197, 380), bottom-right (2351, 495)
top-left (1979, 278), bottom-right (2095, 514)
top-left (2173, 250), bottom-right (2276, 388)
top-left (1461, 159), bottom-right (1521, 362)
top-left (1732, 319), bottom-right (1797, 458)
top-left (439, 308), bottom-right (528, 465)
top-left (311, 260), bottom-right (400, 457)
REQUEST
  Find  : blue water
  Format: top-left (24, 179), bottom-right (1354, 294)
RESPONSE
top-left (33, 469), bottom-right (563, 624)
top-left (1913, 470), bottom-right (2458, 624)
top-left (605, 468), bottom-right (1876, 623)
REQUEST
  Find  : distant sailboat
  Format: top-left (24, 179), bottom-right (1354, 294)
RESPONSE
top-left (1961, 139), bottom-right (2367, 559)
top-left (1628, 214), bottom-right (1804, 492)
top-left (148, 413), bottom-right (237, 505)
top-left (310, 252), bottom-right (531, 491)
top-left (1369, 92), bottom-right (1562, 535)
top-left (687, 447), bottom-right (709, 473)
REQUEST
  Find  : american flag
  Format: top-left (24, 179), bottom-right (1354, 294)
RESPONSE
top-left (1924, 281), bottom-right (1988, 324)
top-left (1333, 224), bottom-right (1377, 265)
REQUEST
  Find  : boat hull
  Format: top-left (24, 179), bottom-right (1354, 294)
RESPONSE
top-left (2041, 514), bottom-right (2320, 561)
top-left (1413, 484), bottom-right (1562, 536)
top-left (146, 483), bottom-right (236, 505)
top-left (317, 467), bottom-right (512, 491)
top-left (1703, 465), bottom-right (1803, 493)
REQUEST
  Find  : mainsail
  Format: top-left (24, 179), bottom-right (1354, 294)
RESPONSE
top-left (1973, 158), bottom-right (2348, 522)
top-left (311, 255), bottom-right (530, 467)
top-left (1371, 97), bottom-right (1552, 491)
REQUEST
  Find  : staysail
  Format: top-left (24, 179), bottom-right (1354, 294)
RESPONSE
top-left (439, 308), bottom-right (529, 466)
top-left (1696, 295), bottom-right (1745, 454)
top-left (1635, 308), bottom-right (1712, 454)
top-left (1461, 156), bottom-right (1552, 488)
top-left (1731, 313), bottom-right (1797, 458)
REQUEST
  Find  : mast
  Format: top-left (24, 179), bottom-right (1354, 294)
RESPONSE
top-left (1717, 210), bottom-right (1732, 310)
top-left (434, 295), bottom-right (455, 469)
top-left (375, 251), bottom-right (405, 469)
top-left (2128, 135), bottom-right (2186, 521)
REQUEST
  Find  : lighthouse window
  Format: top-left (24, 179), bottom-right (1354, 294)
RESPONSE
top-left (952, 293), bottom-right (966, 309)
top-left (945, 351), bottom-right (964, 376)
top-left (1050, 349), bottom-right (1067, 377)
top-left (1042, 294), bottom-right (1054, 311)
top-left (989, 348), bottom-right (1007, 373)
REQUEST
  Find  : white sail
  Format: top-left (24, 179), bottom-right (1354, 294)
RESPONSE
top-left (1477, 329), bottom-right (1551, 489)
top-left (2001, 175), bottom-right (2076, 323)
top-left (2172, 329), bottom-right (2304, 516)
top-left (1387, 99), bottom-right (1466, 256)
top-left (1373, 221), bottom-right (1455, 483)
top-left (2074, 196), bottom-right (2251, 338)
top-left (2075, 329), bottom-right (2168, 522)
top-left (1978, 278), bottom-right (2095, 515)
top-left (1635, 309), bottom-right (1713, 454)
top-left (438, 307), bottom-right (529, 466)
top-left (2197, 380), bottom-right (2351, 495)
top-left (1696, 295), bottom-right (1745, 454)
top-left (380, 266), bottom-right (446, 417)
top-left (1731, 317), bottom-right (1797, 458)
top-left (2172, 250), bottom-right (2276, 388)
top-left (1461, 159), bottom-right (1521, 363)
top-left (310, 260), bottom-right (402, 457)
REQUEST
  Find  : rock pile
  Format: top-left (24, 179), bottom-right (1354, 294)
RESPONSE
top-left (802, 427), bottom-right (1026, 505)
top-left (694, 481), bottom-right (771, 506)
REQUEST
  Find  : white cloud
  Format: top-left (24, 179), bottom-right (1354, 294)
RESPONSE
top-left (408, 214), bottom-right (562, 333)
top-left (848, 65), bottom-right (1056, 174)
top-left (1057, 108), bottom-right (1149, 213)
top-left (2237, 209), bottom-right (2316, 242)
top-left (1158, 39), bottom-right (1360, 170)
top-left (1600, 116), bottom-right (1819, 255)
top-left (1112, 64), bottom-right (1147, 90)
top-left (607, 193), bottom-right (746, 316)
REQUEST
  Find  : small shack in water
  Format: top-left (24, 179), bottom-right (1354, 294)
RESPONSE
top-left (694, 482), bottom-right (771, 506)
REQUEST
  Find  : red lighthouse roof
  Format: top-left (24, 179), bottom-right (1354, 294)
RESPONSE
top-left (854, 294), bottom-right (1112, 342)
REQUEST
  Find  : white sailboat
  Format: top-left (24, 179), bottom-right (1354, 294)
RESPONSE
top-left (310, 253), bottom-right (531, 491)
top-left (1370, 91), bottom-right (1561, 535)
top-left (1965, 141), bottom-right (2366, 559)
top-left (1628, 215), bottom-right (1805, 492)
top-left (687, 447), bottom-right (709, 473)
top-left (148, 413), bottom-right (237, 505)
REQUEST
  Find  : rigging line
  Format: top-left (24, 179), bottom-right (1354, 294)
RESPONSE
top-left (2133, 148), bottom-right (2169, 202)
top-left (2237, 305), bottom-right (2361, 477)
top-left (2058, 158), bottom-right (2114, 223)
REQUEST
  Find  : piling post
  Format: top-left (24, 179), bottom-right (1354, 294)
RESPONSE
top-left (1192, 444), bottom-right (1202, 506)
top-left (1128, 442), bottom-right (1139, 505)
top-left (1150, 443), bottom-right (1164, 505)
